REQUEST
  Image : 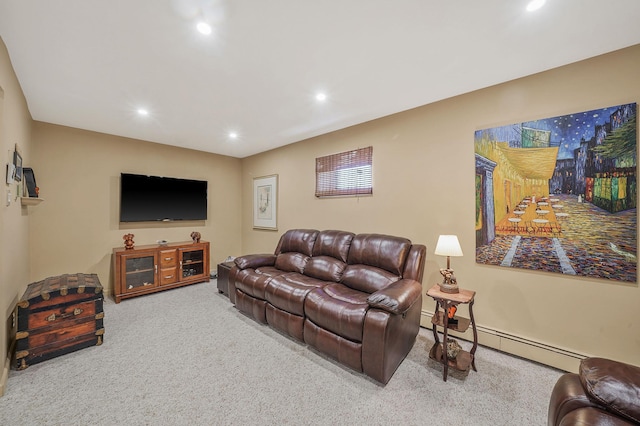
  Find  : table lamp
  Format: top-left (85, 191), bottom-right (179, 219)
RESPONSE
top-left (435, 235), bottom-right (463, 293)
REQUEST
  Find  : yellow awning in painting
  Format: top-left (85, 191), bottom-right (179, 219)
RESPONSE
top-left (496, 144), bottom-right (559, 179)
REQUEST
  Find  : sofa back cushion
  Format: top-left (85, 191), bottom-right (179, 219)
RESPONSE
top-left (275, 229), bottom-right (319, 256)
top-left (341, 264), bottom-right (400, 294)
top-left (347, 234), bottom-right (411, 276)
top-left (271, 230), bottom-right (318, 273)
top-left (302, 231), bottom-right (355, 282)
top-left (312, 230), bottom-right (355, 262)
top-left (342, 234), bottom-right (412, 293)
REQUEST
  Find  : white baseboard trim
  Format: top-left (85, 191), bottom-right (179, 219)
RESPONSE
top-left (421, 310), bottom-right (586, 373)
top-left (0, 350), bottom-right (10, 397)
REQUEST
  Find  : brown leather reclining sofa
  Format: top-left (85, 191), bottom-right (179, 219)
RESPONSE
top-left (548, 357), bottom-right (640, 425)
top-left (228, 229), bottom-right (426, 384)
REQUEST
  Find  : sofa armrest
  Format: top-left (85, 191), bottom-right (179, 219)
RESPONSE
top-left (367, 279), bottom-right (422, 315)
top-left (234, 254), bottom-right (277, 270)
top-left (548, 373), bottom-right (600, 426)
top-left (580, 357), bottom-right (640, 424)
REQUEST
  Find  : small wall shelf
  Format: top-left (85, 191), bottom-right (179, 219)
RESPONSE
top-left (20, 197), bottom-right (43, 206)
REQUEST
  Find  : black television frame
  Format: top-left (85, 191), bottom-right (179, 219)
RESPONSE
top-left (119, 173), bottom-right (208, 222)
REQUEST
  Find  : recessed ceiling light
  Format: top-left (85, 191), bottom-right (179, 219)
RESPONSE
top-left (229, 132), bottom-right (238, 139)
top-left (137, 108), bottom-right (149, 116)
top-left (316, 93), bottom-right (327, 102)
top-left (526, 0), bottom-right (546, 12)
top-left (197, 21), bottom-right (212, 35)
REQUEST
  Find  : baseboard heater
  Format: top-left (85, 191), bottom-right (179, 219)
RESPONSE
top-left (420, 310), bottom-right (587, 373)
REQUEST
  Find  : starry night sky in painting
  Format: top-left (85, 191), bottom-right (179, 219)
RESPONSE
top-left (476, 104), bottom-right (633, 160)
top-left (522, 105), bottom-right (624, 160)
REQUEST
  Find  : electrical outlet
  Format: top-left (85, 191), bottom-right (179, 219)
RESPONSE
top-left (6, 189), bottom-right (11, 206)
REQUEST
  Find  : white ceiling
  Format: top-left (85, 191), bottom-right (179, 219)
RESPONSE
top-left (1, 0), bottom-right (639, 158)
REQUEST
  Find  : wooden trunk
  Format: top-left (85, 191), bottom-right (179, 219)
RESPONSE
top-left (15, 273), bottom-right (104, 370)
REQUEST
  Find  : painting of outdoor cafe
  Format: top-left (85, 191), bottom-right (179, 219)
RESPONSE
top-left (474, 103), bottom-right (637, 283)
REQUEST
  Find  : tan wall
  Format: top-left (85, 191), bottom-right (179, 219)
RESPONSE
top-left (240, 45), bottom-right (640, 369)
top-left (29, 123), bottom-right (243, 296)
top-left (0, 37), bottom-right (33, 394)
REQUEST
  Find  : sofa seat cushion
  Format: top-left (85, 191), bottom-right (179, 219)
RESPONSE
top-left (304, 284), bottom-right (369, 343)
top-left (265, 273), bottom-right (329, 316)
top-left (235, 266), bottom-right (290, 300)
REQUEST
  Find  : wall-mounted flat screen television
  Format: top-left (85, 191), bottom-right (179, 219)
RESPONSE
top-left (120, 173), bottom-right (208, 222)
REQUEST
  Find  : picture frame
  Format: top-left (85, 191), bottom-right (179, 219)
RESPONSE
top-left (253, 174), bottom-right (278, 230)
top-left (13, 149), bottom-right (22, 182)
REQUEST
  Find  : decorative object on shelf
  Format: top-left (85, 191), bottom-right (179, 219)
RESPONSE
top-left (13, 145), bottom-right (23, 182)
top-left (446, 338), bottom-right (462, 359)
top-left (435, 234), bottom-right (463, 293)
top-left (123, 233), bottom-right (135, 250)
top-left (190, 231), bottom-right (201, 243)
top-left (447, 305), bottom-right (458, 325)
top-left (253, 174), bottom-right (278, 230)
top-left (23, 167), bottom-right (39, 197)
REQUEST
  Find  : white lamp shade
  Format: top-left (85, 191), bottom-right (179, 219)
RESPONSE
top-left (434, 235), bottom-right (463, 257)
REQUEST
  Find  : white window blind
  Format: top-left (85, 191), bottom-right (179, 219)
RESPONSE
top-left (315, 146), bottom-right (373, 197)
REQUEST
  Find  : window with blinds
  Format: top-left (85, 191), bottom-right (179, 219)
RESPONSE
top-left (315, 146), bottom-right (373, 197)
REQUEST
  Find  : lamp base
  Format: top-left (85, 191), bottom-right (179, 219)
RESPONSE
top-left (439, 268), bottom-right (459, 293)
top-left (439, 281), bottom-right (460, 294)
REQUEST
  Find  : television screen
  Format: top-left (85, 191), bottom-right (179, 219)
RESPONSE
top-left (120, 173), bottom-right (208, 222)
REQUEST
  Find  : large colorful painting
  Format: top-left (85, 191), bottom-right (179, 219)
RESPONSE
top-left (475, 103), bottom-right (637, 283)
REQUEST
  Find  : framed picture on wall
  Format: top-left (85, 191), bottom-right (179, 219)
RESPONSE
top-left (13, 147), bottom-right (22, 182)
top-left (474, 102), bottom-right (637, 283)
top-left (253, 174), bottom-right (278, 230)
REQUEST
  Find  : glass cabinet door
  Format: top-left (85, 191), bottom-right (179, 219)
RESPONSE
top-left (122, 252), bottom-right (158, 292)
top-left (180, 248), bottom-right (205, 279)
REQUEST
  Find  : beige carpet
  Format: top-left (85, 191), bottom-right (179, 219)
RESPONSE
top-left (0, 281), bottom-right (563, 425)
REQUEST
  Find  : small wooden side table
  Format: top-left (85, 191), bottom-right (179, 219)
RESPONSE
top-left (426, 284), bottom-right (478, 381)
top-left (216, 261), bottom-right (235, 297)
